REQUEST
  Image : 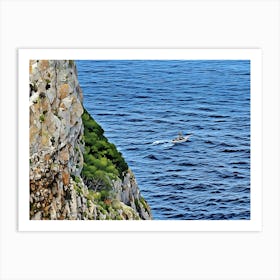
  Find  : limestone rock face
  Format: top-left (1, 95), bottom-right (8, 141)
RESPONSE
top-left (113, 170), bottom-right (152, 220)
top-left (29, 60), bottom-right (84, 219)
top-left (29, 60), bottom-right (152, 220)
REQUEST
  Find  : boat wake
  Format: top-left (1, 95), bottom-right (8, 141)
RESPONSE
top-left (152, 139), bottom-right (170, 145)
top-left (162, 142), bottom-right (175, 148)
top-left (151, 139), bottom-right (175, 149)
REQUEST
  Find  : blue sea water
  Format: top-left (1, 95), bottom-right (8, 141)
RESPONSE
top-left (76, 60), bottom-right (250, 220)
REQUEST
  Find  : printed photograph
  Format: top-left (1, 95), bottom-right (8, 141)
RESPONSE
top-left (29, 58), bottom-right (250, 220)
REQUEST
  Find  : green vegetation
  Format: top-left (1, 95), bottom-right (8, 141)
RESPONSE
top-left (73, 182), bottom-right (83, 195)
top-left (81, 108), bottom-right (128, 190)
top-left (71, 175), bottom-right (81, 184)
top-left (140, 197), bottom-right (149, 212)
top-left (70, 108), bottom-right (142, 220)
top-left (39, 114), bottom-right (45, 122)
top-left (134, 198), bottom-right (140, 211)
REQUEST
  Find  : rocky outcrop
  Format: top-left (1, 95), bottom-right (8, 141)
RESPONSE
top-left (29, 60), bottom-right (152, 220)
top-left (113, 170), bottom-right (152, 220)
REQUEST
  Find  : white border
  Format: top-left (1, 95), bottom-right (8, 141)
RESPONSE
top-left (18, 49), bottom-right (262, 232)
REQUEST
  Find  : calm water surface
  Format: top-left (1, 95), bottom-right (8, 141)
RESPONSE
top-left (76, 60), bottom-right (250, 220)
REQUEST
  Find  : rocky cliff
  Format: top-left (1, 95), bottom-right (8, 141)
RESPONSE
top-left (29, 60), bottom-right (152, 220)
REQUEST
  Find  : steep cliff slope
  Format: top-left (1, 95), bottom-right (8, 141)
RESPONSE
top-left (29, 60), bottom-right (152, 220)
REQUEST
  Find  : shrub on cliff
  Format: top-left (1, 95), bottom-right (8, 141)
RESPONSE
top-left (81, 108), bottom-right (128, 188)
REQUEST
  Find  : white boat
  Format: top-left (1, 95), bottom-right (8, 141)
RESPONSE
top-left (171, 134), bottom-right (191, 143)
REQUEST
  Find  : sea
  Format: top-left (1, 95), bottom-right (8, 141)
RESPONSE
top-left (76, 60), bottom-right (250, 220)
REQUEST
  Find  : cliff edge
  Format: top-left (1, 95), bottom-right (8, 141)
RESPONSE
top-left (29, 60), bottom-right (152, 220)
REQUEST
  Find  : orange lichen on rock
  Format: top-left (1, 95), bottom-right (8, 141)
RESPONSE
top-left (41, 133), bottom-right (49, 146)
top-left (44, 154), bottom-right (51, 161)
top-left (40, 60), bottom-right (49, 71)
top-left (58, 147), bottom-right (69, 162)
top-left (62, 171), bottom-right (70, 185)
top-left (59, 84), bottom-right (69, 99)
top-left (30, 125), bottom-right (40, 143)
